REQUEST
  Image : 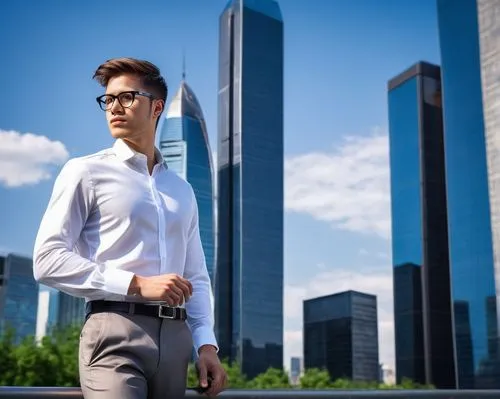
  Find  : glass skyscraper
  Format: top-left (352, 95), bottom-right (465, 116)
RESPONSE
top-left (303, 291), bottom-right (379, 382)
top-left (437, 0), bottom-right (500, 388)
top-left (388, 62), bottom-right (455, 388)
top-left (290, 357), bottom-right (302, 385)
top-left (57, 291), bottom-right (85, 327)
top-left (36, 287), bottom-right (85, 337)
top-left (0, 253), bottom-right (38, 343)
top-left (215, 0), bottom-right (284, 378)
top-left (159, 78), bottom-right (215, 283)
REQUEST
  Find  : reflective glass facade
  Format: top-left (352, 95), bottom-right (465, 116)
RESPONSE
top-left (437, 0), bottom-right (500, 388)
top-left (388, 62), bottom-right (455, 388)
top-left (159, 81), bottom-right (215, 283)
top-left (0, 254), bottom-right (38, 343)
top-left (57, 291), bottom-right (85, 327)
top-left (303, 291), bottom-right (379, 382)
top-left (215, 0), bottom-right (284, 378)
top-left (290, 356), bottom-right (301, 384)
top-left (476, 0), bottom-right (500, 385)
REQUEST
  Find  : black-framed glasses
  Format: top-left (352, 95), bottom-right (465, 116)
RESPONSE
top-left (96, 90), bottom-right (155, 111)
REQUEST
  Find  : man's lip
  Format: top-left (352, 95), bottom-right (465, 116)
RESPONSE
top-left (110, 118), bottom-right (126, 124)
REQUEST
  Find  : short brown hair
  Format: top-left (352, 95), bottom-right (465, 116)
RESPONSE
top-left (93, 57), bottom-right (168, 102)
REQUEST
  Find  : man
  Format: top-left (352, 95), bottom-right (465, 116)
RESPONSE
top-left (33, 57), bottom-right (227, 398)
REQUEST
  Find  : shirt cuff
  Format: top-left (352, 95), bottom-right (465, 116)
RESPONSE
top-left (192, 326), bottom-right (219, 355)
top-left (103, 268), bottom-right (135, 295)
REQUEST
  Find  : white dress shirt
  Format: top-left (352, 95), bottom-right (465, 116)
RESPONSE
top-left (33, 138), bottom-right (217, 353)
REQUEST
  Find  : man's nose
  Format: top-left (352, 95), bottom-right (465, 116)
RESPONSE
top-left (110, 98), bottom-right (124, 114)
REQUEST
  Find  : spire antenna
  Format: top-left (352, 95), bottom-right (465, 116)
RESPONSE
top-left (182, 48), bottom-right (186, 80)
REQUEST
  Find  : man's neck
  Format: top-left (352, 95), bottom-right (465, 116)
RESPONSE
top-left (122, 138), bottom-right (156, 175)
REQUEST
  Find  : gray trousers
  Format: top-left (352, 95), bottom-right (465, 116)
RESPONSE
top-left (79, 310), bottom-right (193, 399)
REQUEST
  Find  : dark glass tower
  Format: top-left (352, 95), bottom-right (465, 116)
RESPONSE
top-left (303, 291), bottom-right (379, 382)
top-left (388, 62), bottom-right (455, 388)
top-left (437, 0), bottom-right (500, 388)
top-left (215, 0), bottom-right (284, 378)
top-left (159, 78), bottom-right (215, 283)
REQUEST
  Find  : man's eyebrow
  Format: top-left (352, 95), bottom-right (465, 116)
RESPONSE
top-left (104, 88), bottom-right (138, 95)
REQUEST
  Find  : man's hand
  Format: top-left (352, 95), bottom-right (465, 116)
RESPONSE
top-left (127, 274), bottom-right (193, 306)
top-left (197, 345), bottom-right (227, 396)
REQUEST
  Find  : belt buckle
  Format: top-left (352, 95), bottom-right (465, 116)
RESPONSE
top-left (158, 305), bottom-right (176, 319)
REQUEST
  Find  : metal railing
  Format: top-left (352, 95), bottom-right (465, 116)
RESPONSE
top-left (1, 387), bottom-right (500, 398)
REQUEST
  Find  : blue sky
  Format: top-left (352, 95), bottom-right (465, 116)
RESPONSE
top-left (0, 0), bottom-right (441, 371)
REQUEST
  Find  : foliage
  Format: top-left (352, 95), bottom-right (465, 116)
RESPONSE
top-left (0, 327), bottom-right (17, 386)
top-left (221, 359), bottom-right (248, 388)
top-left (0, 326), bottom-right (433, 389)
top-left (300, 367), bottom-right (332, 388)
top-left (246, 367), bottom-right (291, 389)
top-left (0, 324), bottom-right (81, 386)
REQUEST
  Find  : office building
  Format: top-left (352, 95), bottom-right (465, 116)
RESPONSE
top-left (57, 291), bottom-right (85, 327)
top-left (387, 62), bottom-right (455, 388)
top-left (437, 0), bottom-right (500, 388)
top-left (0, 253), bottom-right (38, 343)
top-left (214, 0), bottom-right (284, 378)
top-left (290, 357), bottom-right (302, 385)
top-left (303, 291), bottom-right (379, 382)
top-left (159, 74), bottom-right (215, 283)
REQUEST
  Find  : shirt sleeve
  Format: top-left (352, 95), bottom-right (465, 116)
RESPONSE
top-left (183, 187), bottom-right (219, 355)
top-left (33, 159), bottom-right (135, 298)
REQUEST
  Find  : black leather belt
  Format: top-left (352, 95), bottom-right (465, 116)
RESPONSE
top-left (86, 300), bottom-right (187, 321)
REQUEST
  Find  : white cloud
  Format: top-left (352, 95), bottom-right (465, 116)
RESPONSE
top-left (358, 248), bottom-right (370, 256)
top-left (0, 129), bottom-right (69, 187)
top-left (285, 127), bottom-right (391, 239)
top-left (359, 248), bottom-right (391, 260)
top-left (284, 265), bottom-right (394, 373)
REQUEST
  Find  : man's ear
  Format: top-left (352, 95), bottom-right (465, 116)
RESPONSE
top-left (154, 100), bottom-right (164, 118)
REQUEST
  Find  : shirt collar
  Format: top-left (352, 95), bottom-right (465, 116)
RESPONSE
top-left (112, 139), bottom-right (165, 165)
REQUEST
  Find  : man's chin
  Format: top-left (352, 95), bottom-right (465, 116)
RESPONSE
top-left (109, 129), bottom-right (131, 139)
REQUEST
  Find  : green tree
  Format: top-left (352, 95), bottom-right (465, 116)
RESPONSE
top-left (247, 367), bottom-right (291, 389)
top-left (222, 360), bottom-right (248, 388)
top-left (41, 324), bottom-right (81, 386)
top-left (379, 382), bottom-right (398, 390)
top-left (299, 368), bottom-right (332, 388)
top-left (186, 359), bottom-right (248, 389)
top-left (11, 335), bottom-right (56, 386)
top-left (395, 377), bottom-right (434, 389)
top-left (0, 323), bottom-right (82, 387)
top-left (0, 326), bottom-right (17, 385)
top-left (337, 378), bottom-right (381, 389)
top-left (186, 362), bottom-right (200, 388)
top-left (330, 377), bottom-right (355, 389)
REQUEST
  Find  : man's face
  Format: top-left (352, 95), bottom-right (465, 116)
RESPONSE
top-left (102, 74), bottom-right (157, 141)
